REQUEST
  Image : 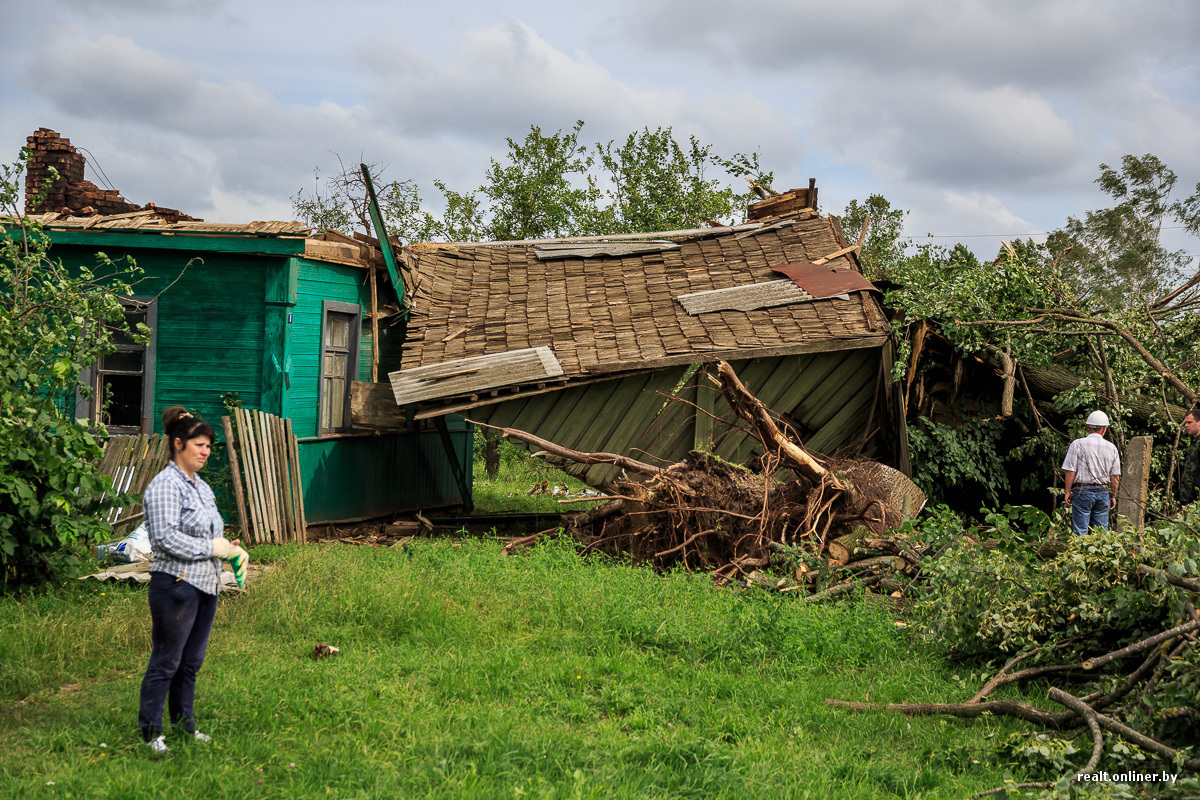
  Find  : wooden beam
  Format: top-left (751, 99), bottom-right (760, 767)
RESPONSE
top-left (676, 280), bottom-right (814, 315)
top-left (388, 346), bottom-right (563, 405)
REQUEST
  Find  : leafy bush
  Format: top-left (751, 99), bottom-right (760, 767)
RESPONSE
top-left (0, 151), bottom-right (141, 589)
top-left (912, 510), bottom-right (1196, 657)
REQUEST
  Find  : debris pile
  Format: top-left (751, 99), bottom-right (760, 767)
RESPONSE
top-left (491, 360), bottom-right (926, 599)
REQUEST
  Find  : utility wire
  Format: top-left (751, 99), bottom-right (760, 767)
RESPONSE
top-left (913, 225), bottom-right (1192, 240)
top-left (78, 147), bottom-right (117, 192)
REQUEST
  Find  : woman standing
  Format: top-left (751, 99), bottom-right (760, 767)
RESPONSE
top-left (137, 406), bottom-right (247, 753)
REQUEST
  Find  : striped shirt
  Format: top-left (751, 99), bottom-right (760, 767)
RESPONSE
top-left (144, 460), bottom-right (225, 596)
top-left (1061, 433), bottom-right (1121, 486)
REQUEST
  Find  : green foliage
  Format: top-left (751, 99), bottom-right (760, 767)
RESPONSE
top-left (291, 155), bottom-right (435, 242)
top-left (470, 427), bottom-right (595, 514)
top-left (888, 242), bottom-right (1071, 375)
top-left (0, 150), bottom-right (143, 590)
top-left (294, 122), bottom-right (771, 243)
top-left (912, 508), bottom-right (1200, 658)
top-left (996, 732), bottom-right (1081, 780)
top-left (841, 194), bottom-right (909, 280)
top-left (1054, 154), bottom-right (1200, 308)
top-left (594, 128), bottom-right (766, 234)
top-left (907, 415), bottom-right (1012, 505)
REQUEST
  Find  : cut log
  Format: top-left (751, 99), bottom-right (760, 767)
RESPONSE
top-left (828, 525), bottom-right (873, 563)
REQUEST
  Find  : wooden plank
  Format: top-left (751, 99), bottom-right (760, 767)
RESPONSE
top-left (388, 346), bottom-right (564, 405)
top-left (796, 350), bottom-right (877, 433)
top-left (97, 435), bottom-right (126, 478)
top-left (805, 379), bottom-right (877, 454)
top-left (532, 383), bottom-right (590, 446)
top-left (350, 381), bottom-right (406, 429)
top-left (235, 409), bottom-right (265, 545)
top-left (694, 365), bottom-right (715, 451)
top-left (286, 419), bottom-right (307, 544)
top-left (585, 373), bottom-right (685, 487)
top-left (534, 242), bottom-right (681, 260)
top-left (222, 416), bottom-right (250, 538)
top-left (676, 280), bottom-right (814, 315)
top-left (255, 410), bottom-right (279, 543)
top-left (275, 414), bottom-right (294, 543)
top-left (232, 410), bottom-right (256, 544)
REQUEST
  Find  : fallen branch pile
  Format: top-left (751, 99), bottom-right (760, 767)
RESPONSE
top-left (828, 609), bottom-right (1200, 796)
top-left (479, 360), bottom-right (927, 598)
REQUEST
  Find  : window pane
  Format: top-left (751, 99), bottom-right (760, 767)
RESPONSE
top-left (101, 350), bottom-right (143, 374)
top-left (102, 373), bottom-right (143, 428)
top-left (327, 316), bottom-right (349, 349)
top-left (320, 378), bottom-right (332, 430)
top-left (329, 378), bottom-right (344, 426)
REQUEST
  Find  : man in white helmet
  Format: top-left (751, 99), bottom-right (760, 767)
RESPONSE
top-left (1061, 410), bottom-right (1121, 536)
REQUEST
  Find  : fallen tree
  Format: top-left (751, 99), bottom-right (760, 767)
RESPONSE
top-left (472, 360), bottom-right (927, 596)
top-left (824, 507), bottom-right (1200, 797)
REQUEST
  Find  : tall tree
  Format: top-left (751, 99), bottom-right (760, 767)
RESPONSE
top-left (292, 122), bottom-right (772, 243)
top-left (841, 194), bottom-right (908, 280)
top-left (1051, 154), bottom-right (1200, 308)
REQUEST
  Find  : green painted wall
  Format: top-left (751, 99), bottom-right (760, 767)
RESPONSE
top-left (297, 419), bottom-right (472, 524)
top-left (50, 244), bottom-right (269, 432)
top-left (48, 237), bottom-right (468, 524)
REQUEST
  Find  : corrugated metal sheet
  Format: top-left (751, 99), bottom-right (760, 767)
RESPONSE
top-left (467, 345), bottom-right (891, 489)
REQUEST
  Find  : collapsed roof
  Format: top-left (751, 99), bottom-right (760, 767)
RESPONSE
top-left (389, 190), bottom-right (889, 416)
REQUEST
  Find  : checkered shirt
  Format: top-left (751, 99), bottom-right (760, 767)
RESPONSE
top-left (1061, 433), bottom-right (1121, 486)
top-left (144, 460), bottom-right (225, 596)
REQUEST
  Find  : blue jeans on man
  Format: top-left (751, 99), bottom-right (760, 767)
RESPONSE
top-left (1071, 485), bottom-right (1111, 536)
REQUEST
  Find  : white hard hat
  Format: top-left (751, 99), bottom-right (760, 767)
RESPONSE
top-left (1086, 410), bottom-right (1110, 427)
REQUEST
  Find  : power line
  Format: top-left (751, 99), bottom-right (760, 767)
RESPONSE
top-left (78, 147), bottom-right (117, 192)
top-left (913, 225), bottom-right (1192, 240)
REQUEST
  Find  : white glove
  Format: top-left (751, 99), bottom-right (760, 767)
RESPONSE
top-left (210, 537), bottom-right (235, 559)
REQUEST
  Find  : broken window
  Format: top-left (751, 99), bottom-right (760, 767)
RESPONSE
top-left (77, 298), bottom-right (156, 434)
top-left (319, 301), bottom-right (362, 434)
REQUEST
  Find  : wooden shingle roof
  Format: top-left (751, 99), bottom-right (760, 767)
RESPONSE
top-left (398, 212), bottom-right (889, 383)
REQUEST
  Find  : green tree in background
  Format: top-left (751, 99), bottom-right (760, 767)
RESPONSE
top-left (1050, 153), bottom-right (1200, 307)
top-left (0, 150), bottom-right (141, 590)
top-left (292, 121), bottom-right (772, 242)
top-left (841, 194), bottom-right (909, 280)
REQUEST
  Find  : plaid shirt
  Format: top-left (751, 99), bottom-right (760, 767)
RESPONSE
top-left (144, 461), bottom-right (225, 596)
top-left (1062, 433), bottom-right (1122, 486)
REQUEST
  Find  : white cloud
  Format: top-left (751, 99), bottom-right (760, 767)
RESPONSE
top-left (356, 20), bottom-right (798, 163)
top-left (815, 77), bottom-right (1083, 191)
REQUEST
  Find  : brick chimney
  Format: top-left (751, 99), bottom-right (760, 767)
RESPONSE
top-left (24, 128), bottom-right (199, 221)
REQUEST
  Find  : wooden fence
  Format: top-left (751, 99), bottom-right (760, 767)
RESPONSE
top-left (97, 433), bottom-right (169, 536)
top-left (223, 409), bottom-right (307, 545)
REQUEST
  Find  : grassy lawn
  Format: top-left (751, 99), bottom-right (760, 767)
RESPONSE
top-left (0, 539), bottom-right (1043, 799)
top-left (470, 435), bottom-right (604, 515)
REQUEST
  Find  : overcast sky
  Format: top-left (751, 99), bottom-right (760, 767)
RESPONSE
top-left (4, 0), bottom-right (1200, 258)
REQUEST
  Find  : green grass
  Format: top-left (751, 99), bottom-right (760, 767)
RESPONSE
top-left (471, 436), bottom-right (602, 514)
top-left (0, 540), bottom-right (1043, 799)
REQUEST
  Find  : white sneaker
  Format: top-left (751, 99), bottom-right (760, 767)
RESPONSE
top-left (193, 731), bottom-right (211, 742)
top-left (147, 735), bottom-right (169, 754)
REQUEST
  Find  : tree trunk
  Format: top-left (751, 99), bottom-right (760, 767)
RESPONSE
top-left (483, 428), bottom-right (500, 478)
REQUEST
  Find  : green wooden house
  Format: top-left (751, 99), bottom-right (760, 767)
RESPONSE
top-left (18, 214), bottom-right (471, 525)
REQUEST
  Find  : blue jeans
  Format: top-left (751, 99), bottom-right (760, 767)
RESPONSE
top-left (138, 572), bottom-right (217, 740)
top-left (1071, 485), bottom-right (1111, 536)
